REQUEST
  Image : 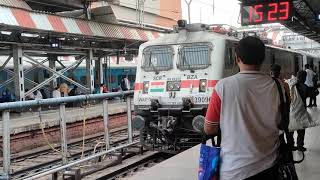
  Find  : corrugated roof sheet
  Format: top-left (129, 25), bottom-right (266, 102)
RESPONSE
top-left (0, 0), bottom-right (31, 10)
top-left (0, 5), bottom-right (163, 41)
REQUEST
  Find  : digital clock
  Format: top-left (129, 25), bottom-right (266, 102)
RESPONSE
top-left (241, 1), bottom-right (293, 26)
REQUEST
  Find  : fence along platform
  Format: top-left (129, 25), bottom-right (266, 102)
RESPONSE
top-left (0, 101), bottom-right (130, 135)
top-left (0, 91), bottom-right (135, 180)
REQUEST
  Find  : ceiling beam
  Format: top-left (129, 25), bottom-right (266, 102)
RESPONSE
top-left (24, 0), bottom-right (84, 11)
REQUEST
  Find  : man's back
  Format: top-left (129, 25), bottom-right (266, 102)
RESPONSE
top-left (305, 69), bottom-right (315, 87)
top-left (216, 71), bottom-right (280, 179)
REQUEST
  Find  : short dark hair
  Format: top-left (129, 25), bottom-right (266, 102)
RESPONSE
top-left (236, 36), bottom-right (265, 65)
top-left (271, 64), bottom-right (281, 77)
top-left (305, 64), bottom-right (310, 69)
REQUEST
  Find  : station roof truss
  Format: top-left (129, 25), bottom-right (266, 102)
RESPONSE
top-left (282, 0), bottom-right (320, 43)
top-left (0, 4), bottom-right (164, 57)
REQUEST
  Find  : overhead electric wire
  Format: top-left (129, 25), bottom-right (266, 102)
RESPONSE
top-left (117, 1), bottom-right (181, 14)
top-left (196, 0), bottom-right (233, 13)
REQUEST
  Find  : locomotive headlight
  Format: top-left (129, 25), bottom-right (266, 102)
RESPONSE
top-left (173, 82), bottom-right (180, 90)
top-left (199, 79), bottom-right (207, 92)
top-left (167, 81), bottom-right (181, 91)
top-left (143, 81), bottom-right (149, 94)
top-left (169, 84), bottom-right (174, 91)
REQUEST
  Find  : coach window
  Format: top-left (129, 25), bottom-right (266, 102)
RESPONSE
top-left (225, 46), bottom-right (235, 69)
top-left (178, 43), bottom-right (212, 70)
top-left (142, 46), bottom-right (173, 72)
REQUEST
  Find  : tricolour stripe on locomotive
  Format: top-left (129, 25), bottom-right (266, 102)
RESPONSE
top-left (132, 23), bottom-right (320, 153)
top-left (134, 28), bottom-right (320, 108)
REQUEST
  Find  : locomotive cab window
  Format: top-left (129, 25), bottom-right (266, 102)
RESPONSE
top-left (178, 43), bottom-right (212, 70)
top-left (142, 46), bottom-right (173, 72)
top-left (225, 45), bottom-right (236, 69)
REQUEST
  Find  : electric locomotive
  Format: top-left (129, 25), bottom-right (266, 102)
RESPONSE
top-left (132, 21), bottom-right (320, 153)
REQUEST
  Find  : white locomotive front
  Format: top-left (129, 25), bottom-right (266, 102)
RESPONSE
top-left (132, 21), bottom-right (320, 153)
top-left (132, 23), bottom-right (235, 152)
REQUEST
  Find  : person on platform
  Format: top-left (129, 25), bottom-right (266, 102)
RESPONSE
top-left (25, 89), bottom-right (35, 100)
top-left (270, 64), bottom-right (290, 96)
top-left (52, 87), bottom-right (61, 98)
top-left (99, 84), bottom-right (108, 93)
top-left (68, 85), bottom-right (78, 96)
top-left (35, 90), bottom-right (43, 100)
top-left (1, 89), bottom-right (14, 102)
top-left (288, 70), bottom-right (308, 152)
top-left (59, 83), bottom-right (69, 97)
top-left (40, 89), bottom-right (47, 99)
top-left (312, 71), bottom-right (318, 106)
top-left (100, 84), bottom-right (104, 93)
top-left (205, 36), bottom-right (281, 179)
top-left (304, 64), bottom-right (316, 107)
top-left (120, 76), bottom-right (130, 91)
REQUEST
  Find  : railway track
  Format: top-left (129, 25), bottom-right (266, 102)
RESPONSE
top-left (85, 151), bottom-right (173, 180)
top-left (8, 127), bottom-right (140, 179)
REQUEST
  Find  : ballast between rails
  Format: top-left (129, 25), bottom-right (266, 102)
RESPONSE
top-left (0, 90), bottom-right (134, 180)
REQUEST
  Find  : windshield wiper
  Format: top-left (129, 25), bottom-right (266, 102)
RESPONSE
top-left (149, 52), bottom-right (159, 74)
top-left (182, 54), bottom-right (195, 73)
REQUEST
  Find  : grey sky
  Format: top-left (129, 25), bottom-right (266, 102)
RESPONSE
top-left (181, 0), bottom-right (240, 27)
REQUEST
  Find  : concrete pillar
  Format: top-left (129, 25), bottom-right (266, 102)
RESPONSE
top-left (13, 45), bottom-right (25, 101)
top-left (95, 57), bottom-right (104, 86)
top-left (49, 55), bottom-right (58, 88)
top-left (86, 49), bottom-right (95, 93)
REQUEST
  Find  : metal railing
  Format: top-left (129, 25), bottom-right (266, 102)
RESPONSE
top-left (0, 90), bottom-right (135, 180)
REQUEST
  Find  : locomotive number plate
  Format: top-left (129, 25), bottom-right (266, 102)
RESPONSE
top-left (193, 96), bottom-right (210, 103)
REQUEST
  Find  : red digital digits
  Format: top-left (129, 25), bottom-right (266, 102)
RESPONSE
top-left (279, 1), bottom-right (290, 20)
top-left (248, 1), bottom-right (290, 24)
top-left (254, 4), bottom-right (263, 22)
top-left (268, 3), bottom-right (278, 21)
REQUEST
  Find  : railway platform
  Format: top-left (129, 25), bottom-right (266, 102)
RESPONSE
top-left (0, 100), bottom-right (129, 135)
top-left (0, 99), bottom-right (133, 153)
top-left (128, 108), bottom-right (320, 180)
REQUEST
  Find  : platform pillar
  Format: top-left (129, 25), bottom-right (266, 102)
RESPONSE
top-left (103, 99), bottom-right (110, 150)
top-left (126, 96), bottom-right (133, 143)
top-left (49, 55), bottom-right (58, 88)
top-left (13, 45), bottom-right (25, 101)
top-left (59, 104), bottom-right (68, 165)
top-left (1, 111), bottom-right (10, 180)
top-left (86, 49), bottom-right (95, 93)
top-left (96, 57), bottom-right (104, 86)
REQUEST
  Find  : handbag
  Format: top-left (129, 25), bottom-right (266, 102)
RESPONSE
top-left (198, 135), bottom-right (221, 180)
top-left (289, 84), bottom-right (316, 131)
top-left (287, 77), bottom-right (320, 131)
top-left (273, 78), bottom-right (304, 180)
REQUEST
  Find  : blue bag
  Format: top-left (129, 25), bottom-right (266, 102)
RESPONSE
top-left (198, 137), bottom-right (221, 180)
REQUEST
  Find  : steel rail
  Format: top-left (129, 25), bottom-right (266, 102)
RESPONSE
top-left (23, 141), bottom-right (139, 180)
top-left (12, 132), bottom-right (139, 179)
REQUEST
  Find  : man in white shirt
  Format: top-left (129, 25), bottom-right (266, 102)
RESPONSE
top-left (205, 36), bottom-right (280, 179)
top-left (304, 64), bottom-right (317, 107)
top-left (52, 87), bottom-right (61, 98)
top-left (124, 76), bottom-right (131, 90)
top-left (35, 90), bottom-right (43, 100)
top-left (25, 89), bottom-right (35, 100)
